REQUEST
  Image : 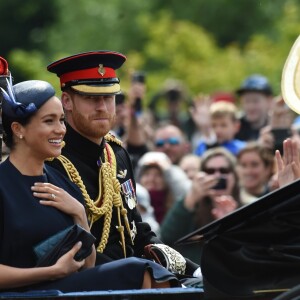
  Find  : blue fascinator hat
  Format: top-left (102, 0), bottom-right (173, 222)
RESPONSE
top-left (0, 76), bottom-right (56, 118)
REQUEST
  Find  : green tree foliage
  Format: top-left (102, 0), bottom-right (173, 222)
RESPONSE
top-left (2, 0), bottom-right (300, 101)
top-left (0, 0), bottom-right (59, 57)
top-left (7, 50), bottom-right (60, 90)
top-left (45, 0), bottom-right (153, 55)
top-left (150, 0), bottom-right (286, 47)
top-left (123, 1), bottom-right (300, 99)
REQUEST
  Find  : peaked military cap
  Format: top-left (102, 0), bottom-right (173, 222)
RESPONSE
top-left (1, 79), bottom-right (55, 118)
top-left (47, 51), bottom-right (126, 95)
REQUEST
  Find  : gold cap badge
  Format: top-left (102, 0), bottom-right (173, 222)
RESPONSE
top-left (98, 64), bottom-right (106, 76)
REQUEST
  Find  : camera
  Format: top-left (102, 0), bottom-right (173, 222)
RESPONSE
top-left (212, 176), bottom-right (227, 190)
top-left (131, 71), bottom-right (146, 115)
top-left (271, 128), bottom-right (291, 153)
top-left (131, 71), bottom-right (146, 84)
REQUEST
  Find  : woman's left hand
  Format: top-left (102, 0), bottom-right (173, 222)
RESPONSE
top-left (31, 182), bottom-right (96, 268)
top-left (31, 182), bottom-right (86, 222)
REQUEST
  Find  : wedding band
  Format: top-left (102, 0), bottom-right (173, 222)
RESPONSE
top-left (51, 193), bottom-right (56, 199)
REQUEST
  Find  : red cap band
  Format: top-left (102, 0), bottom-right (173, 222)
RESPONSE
top-left (60, 66), bottom-right (116, 86)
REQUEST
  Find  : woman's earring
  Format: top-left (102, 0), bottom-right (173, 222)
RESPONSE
top-left (19, 135), bottom-right (23, 139)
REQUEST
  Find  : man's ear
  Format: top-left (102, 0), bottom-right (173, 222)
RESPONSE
top-left (61, 91), bottom-right (73, 111)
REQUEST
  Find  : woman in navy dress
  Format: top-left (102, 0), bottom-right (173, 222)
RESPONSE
top-left (0, 76), bottom-right (179, 292)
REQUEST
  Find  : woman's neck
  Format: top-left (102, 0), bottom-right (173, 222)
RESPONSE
top-left (245, 184), bottom-right (266, 197)
top-left (9, 152), bottom-right (44, 176)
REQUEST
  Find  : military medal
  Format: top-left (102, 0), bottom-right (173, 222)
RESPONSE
top-left (128, 179), bottom-right (137, 209)
top-left (121, 179), bottom-right (136, 209)
top-left (127, 195), bottom-right (135, 210)
top-left (129, 197), bottom-right (136, 210)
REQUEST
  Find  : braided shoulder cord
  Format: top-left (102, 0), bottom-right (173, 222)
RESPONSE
top-left (55, 143), bottom-right (133, 256)
top-left (55, 155), bottom-right (113, 253)
top-left (104, 133), bottom-right (122, 146)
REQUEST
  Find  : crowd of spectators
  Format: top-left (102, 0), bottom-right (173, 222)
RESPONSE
top-left (110, 72), bottom-right (300, 264)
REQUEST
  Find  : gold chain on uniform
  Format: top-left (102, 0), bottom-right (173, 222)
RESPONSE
top-left (54, 142), bottom-right (133, 257)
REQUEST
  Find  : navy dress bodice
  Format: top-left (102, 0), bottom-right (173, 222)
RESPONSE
top-left (0, 159), bottom-right (84, 268)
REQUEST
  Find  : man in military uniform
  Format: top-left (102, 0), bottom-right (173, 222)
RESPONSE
top-left (46, 51), bottom-right (200, 277)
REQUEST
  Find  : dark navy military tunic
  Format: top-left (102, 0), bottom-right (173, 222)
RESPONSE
top-left (48, 124), bottom-right (161, 265)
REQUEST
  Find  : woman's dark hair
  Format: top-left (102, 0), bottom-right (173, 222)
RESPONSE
top-left (2, 114), bottom-right (33, 149)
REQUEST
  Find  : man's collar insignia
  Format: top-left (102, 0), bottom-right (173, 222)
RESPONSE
top-left (117, 169), bottom-right (127, 178)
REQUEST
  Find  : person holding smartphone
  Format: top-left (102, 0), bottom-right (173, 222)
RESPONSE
top-left (125, 71), bottom-right (151, 172)
top-left (160, 147), bottom-right (240, 264)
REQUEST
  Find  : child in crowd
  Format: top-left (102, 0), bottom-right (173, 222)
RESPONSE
top-left (194, 101), bottom-right (246, 156)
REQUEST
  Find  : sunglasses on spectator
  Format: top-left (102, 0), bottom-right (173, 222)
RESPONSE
top-left (155, 137), bottom-right (181, 147)
top-left (202, 167), bottom-right (232, 175)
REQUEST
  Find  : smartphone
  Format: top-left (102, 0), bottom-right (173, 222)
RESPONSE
top-left (212, 176), bottom-right (227, 190)
top-left (271, 128), bottom-right (291, 153)
top-left (271, 128), bottom-right (291, 142)
top-left (131, 71), bottom-right (146, 115)
top-left (131, 71), bottom-right (146, 84)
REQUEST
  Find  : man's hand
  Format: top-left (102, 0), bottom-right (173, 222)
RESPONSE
top-left (189, 94), bottom-right (212, 135)
top-left (270, 95), bottom-right (294, 129)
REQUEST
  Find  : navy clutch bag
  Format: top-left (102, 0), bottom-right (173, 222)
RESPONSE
top-left (34, 224), bottom-right (96, 267)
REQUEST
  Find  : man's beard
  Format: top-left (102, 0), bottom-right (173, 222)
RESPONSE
top-left (72, 107), bottom-right (116, 140)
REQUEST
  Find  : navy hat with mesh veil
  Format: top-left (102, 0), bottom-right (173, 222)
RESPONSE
top-left (47, 51), bottom-right (126, 95)
top-left (0, 78), bottom-right (55, 118)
